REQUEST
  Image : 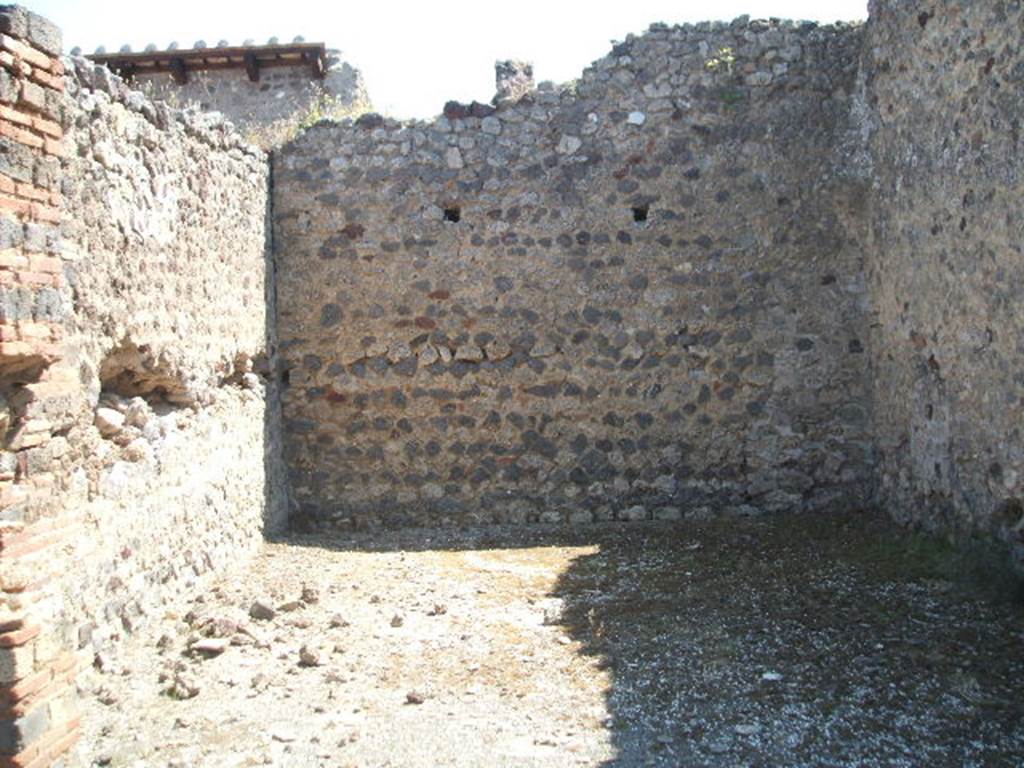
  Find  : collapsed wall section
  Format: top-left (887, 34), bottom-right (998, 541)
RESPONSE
top-left (861, 0), bottom-right (1024, 565)
top-left (274, 18), bottom-right (874, 529)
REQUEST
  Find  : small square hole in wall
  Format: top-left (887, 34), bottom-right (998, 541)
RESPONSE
top-left (444, 206), bottom-right (461, 223)
top-left (632, 205), bottom-right (649, 222)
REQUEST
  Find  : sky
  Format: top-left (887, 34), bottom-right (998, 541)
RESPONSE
top-left (30, 0), bottom-right (868, 118)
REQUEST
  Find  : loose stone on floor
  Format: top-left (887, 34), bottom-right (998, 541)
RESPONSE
top-left (76, 511), bottom-right (1023, 767)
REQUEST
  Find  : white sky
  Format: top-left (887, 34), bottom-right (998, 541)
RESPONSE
top-left (30, 1), bottom-right (868, 118)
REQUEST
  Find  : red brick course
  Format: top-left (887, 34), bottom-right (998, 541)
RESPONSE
top-left (0, 8), bottom-right (77, 767)
top-left (0, 24), bottom-right (65, 366)
top-left (0, 717), bottom-right (80, 768)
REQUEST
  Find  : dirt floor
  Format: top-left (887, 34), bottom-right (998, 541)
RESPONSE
top-left (75, 510), bottom-right (1024, 767)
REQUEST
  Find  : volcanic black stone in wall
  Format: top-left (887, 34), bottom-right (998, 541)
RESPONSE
top-left (861, 0), bottom-right (1024, 567)
top-left (273, 17), bottom-right (874, 529)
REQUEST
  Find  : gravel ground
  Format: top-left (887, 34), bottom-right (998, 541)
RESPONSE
top-left (75, 510), bottom-right (1024, 767)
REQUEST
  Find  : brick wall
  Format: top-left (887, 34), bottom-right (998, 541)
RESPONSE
top-left (0, 6), bottom-right (80, 767)
top-left (0, 5), bottom-right (63, 369)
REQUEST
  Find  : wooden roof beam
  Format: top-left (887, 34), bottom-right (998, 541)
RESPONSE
top-left (85, 42), bottom-right (329, 82)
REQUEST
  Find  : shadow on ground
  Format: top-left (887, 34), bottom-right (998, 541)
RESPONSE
top-left (543, 511), bottom-right (1024, 767)
top-left (79, 510), bottom-right (1024, 767)
top-left (279, 509), bottom-right (1024, 766)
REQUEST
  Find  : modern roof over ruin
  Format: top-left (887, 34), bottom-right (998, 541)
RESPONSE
top-left (86, 41), bottom-right (328, 84)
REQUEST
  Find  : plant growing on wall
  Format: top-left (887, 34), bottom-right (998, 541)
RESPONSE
top-left (704, 46), bottom-right (746, 110)
top-left (704, 46), bottom-right (736, 74)
top-left (244, 83), bottom-right (372, 149)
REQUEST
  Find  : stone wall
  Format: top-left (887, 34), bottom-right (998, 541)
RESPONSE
top-left (861, 0), bottom-right (1024, 565)
top-left (56, 52), bottom-right (284, 650)
top-left (0, 6), bottom-right (280, 764)
top-left (134, 53), bottom-right (369, 146)
top-left (273, 18), bottom-right (874, 530)
top-left (3, 2), bottom-right (1024, 763)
